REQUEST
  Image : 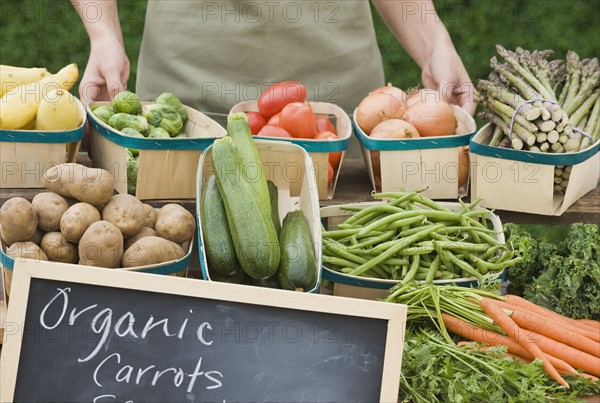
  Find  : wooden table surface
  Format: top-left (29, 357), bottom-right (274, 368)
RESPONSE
top-left (1, 153), bottom-right (597, 225)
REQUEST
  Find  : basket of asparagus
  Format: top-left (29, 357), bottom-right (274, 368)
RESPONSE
top-left (469, 45), bottom-right (599, 215)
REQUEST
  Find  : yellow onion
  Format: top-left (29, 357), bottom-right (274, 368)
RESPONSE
top-left (356, 92), bottom-right (406, 134)
top-left (458, 146), bottom-right (469, 189)
top-left (403, 97), bottom-right (457, 137)
top-left (369, 119), bottom-right (420, 191)
top-left (405, 88), bottom-right (443, 110)
top-left (370, 83), bottom-right (407, 103)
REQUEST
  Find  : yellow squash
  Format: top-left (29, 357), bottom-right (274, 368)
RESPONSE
top-left (0, 65), bottom-right (50, 97)
top-left (36, 88), bottom-right (82, 131)
top-left (0, 63), bottom-right (79, 130)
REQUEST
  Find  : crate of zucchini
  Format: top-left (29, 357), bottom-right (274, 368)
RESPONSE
top-left (88, 91), bottom-right (226, 200)
top-left (471, 45), bottom-right (600, 215)
top-left (1, 63), bottom-right (85, 188)
top-left (197, 113), bottom-right (322, 293)
top-left (321, 192), bottom-right (519, 300)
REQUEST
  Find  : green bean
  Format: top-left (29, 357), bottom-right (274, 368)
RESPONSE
top-left (322, 239), bottom-right (369, 265)
top-left (399, 223), bottom-right (437, 237)
top-left (357, 211), bottom-right (443, 237)
top-left (383, 257), bottom-right (410, 266)
top-left (420, 259), bottom-right (432, 268)
top-left (437, 271), bottom-right (457, 280)
top-left (459, 215), bottom-right (481, 243)
top-left (425, 255), bottom-right (442, 283)
top-left (344, 204), bottom-right (404, 225)
top-left (441, 249), bottom-right (483, 280)
top-left (401, 264), bottom-right (409, 278)
top-left (382, 215), bottom-right (428, 231)
top-left (471, 254), bottom-right (521, 273)
top-left (348, 224), bottom-right (444, 276)
top-left (397, 243), bottom-right (435, 255)
top-left (322, 228), bottom-right (362, 239)
top-left (323, 255), bottom-right (359, 269)
top-left (403, 255), bottom-right (421, 282)
top-left (347, 229), bottom-right (396, 251)
top-left (483, 244), bottom-right (502, 260)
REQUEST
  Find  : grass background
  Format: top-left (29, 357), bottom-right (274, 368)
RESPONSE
top-left (1, 0), bottom-right (598, 98)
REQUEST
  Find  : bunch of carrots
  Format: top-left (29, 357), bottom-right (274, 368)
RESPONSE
top-left (385, 282), bottom-right (600, 387)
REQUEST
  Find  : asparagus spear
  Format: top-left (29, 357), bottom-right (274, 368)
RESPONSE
top-left (563, 51), bottom-right (582, 107)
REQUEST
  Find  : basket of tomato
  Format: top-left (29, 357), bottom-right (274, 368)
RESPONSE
top-left (230, 81), bottom-right (352, 200)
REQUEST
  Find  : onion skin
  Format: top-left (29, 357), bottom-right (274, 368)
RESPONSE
top-left (370, 83), bottom-right (407, 103)
top-left (356, 92), bottom-right (406, 135)
top-left (403, 98), bottom-right (457, 137)
top-left (369, 119), bottom-right (420, 191)
top-left (405, 89), bottom-right (444, 110)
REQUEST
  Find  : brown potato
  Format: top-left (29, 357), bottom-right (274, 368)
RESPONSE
top-left (40, 232), bottom-right (78, 264)
top-left (124, 227), bottom-right (157, 251)
top-left (142, 204), bottom-right (158, 229)
top-left (0, 197), bottom-right (38, 245)
top-left (122, 236), bottom-right (186, 268)
top-left (32, 192), bottom-right (69, 232)
top-left (102, 194), bottom-right (146, 238)
top-left (5, 241), bottom-right (48, 262)
top-left (78, 221), bottom-right (123, 268)
top-left (155, 204), bottom-right (196, 244)
top-left (42, 163), bottom-right (114, 207)
top-left (60, 203), bottom-right (101, 243)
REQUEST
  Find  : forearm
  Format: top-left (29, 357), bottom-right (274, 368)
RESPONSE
top-left (71, 0), bottom-right (124, 45)
top-left (372, 0), bottom-right (454, 68)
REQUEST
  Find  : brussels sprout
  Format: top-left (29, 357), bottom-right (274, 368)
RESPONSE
top-left (113, 90), bottom-right (142, 115)
top-left (108, 113), bottom-right (148, 133)
top-left (148, 126), bottom-right (170, 139)
top-left (156, 92), bottom-right (187, 122)
top-left (159, 110), bottom-right (183, 136)
top-left (92, 106), bottom-right (114, 124)
top-left (126, 152), bottom-right (139, 195)
top-left (141, 104), bottom-right (171, 126)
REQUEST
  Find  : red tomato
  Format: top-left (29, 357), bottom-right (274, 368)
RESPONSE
top-left (267, 113), bottom-right (281, 126)
top-left (257, 125), bottom-right (294, 138)
top-left (315, 130), bottom-right (342, 170)
top-left (327, 163), bottom-right (334, 183)
top-left (246, 112), bottom-right (267, 135)
top-left (279, 102), bottom-right (317, 139)
top-left (257, 81), bottom-right (307, 119)
top-left (315, 114), bottom-right (337, 135)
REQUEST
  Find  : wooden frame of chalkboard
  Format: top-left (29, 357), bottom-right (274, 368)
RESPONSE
top-left (1, 261), bottom-right (407, 402)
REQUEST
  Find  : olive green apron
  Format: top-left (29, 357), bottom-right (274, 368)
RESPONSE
top-left (136, 0), bottom-right (385, 115)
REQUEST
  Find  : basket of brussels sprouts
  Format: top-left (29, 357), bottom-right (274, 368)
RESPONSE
top-left (87, 91), bottom-right (226, 200)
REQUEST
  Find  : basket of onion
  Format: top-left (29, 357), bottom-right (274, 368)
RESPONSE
top-left (353, 85), bottom-right (476, 199)
top-left (230, 81), bottom-right (352, 200)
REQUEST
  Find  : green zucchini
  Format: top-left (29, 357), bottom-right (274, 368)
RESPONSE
top-left (209, 267), bottom-right (249, 285)
top-left (250, 276), bottom-right (281, 289)
top-left (200, 175), bottom-right (241, 276)
top-left (227, 112), bottom-right (271, 211)
top-left (212, 136), bottom-right (280, 280)
top-left (267, 180), bottom-right (281, 237)
top-left (277, 210), bottom-right (318, 292)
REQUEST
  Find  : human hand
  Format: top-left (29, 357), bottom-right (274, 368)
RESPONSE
top-left (421, 46), bottom-right (476, 116)
top-left (79, 35), bottom-right (130, 105)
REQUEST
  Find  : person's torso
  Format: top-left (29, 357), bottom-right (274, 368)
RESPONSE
top-left (136, 0), bottom-right (385, 114)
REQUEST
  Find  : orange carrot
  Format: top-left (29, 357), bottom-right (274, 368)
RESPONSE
top-left (505, 295), bottom-right (597, 336)
top-left (480, 297), bottom-right (569, 388)
top-left (498, 305), bottom-right (600, 357)
top-left (441, 313), bottom-right (578, 375)
top-left (506, 352), bottom-right (532, 364)
top-left (576, 319), bottom-right (600, 333)
top-left (494, 299), bottom-right (600, 343)
top-left (527, 331), bottom-right (600, 378)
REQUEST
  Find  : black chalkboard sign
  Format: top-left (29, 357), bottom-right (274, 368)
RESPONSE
top-left (1, 262), bottom-right (407, 402)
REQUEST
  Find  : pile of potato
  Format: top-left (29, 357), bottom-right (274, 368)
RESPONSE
top-left (0, 163), bottom-right (195, 270)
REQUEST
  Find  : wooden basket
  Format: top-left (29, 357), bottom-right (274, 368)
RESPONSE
top-left (196, 140), bottom-right (322, 293)
top-left (320, 201), bottom-right (506, 301)
top-left (0, 98), bottom-right (85, 188)
top-left (470, 123), bottom-right (600, 216)
top-left (230, 101), bottom-right (352, 200)
top-left (87, 102), bottom-right (226, 200)
top-left (354, 106), bottom-right (476, 199)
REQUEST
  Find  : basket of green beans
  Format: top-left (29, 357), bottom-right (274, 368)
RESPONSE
top-left (320, 191), bottom-right (520, 298)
